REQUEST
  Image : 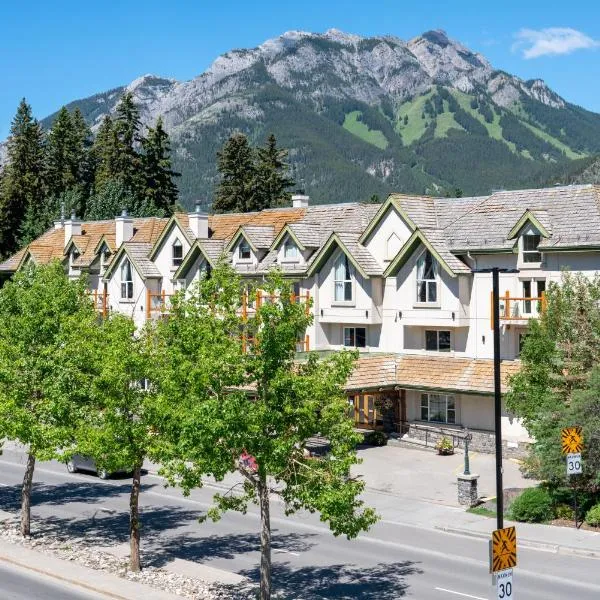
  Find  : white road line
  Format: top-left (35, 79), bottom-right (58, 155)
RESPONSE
top-left (435, 588), bottom-right (487, 600)
top-left (273, 549), bottom-right (300, 556)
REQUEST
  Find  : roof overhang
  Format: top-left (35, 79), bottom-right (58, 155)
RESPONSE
top-left (149, 215), bottom-right (193, 261)
top-left (94, 234), bottom-right (115, 255)
top-left (173, 240), bottom-right (219, 279)
top-left (306, 233), bottom-right (369, 279)
top-left (507, 209), bottom-right (551, 240)
top-left (102, 245), bottom-right (154, 282)
top-left (358, 195), bottom-right (417, 245)
top-left (269, 225), bottom-right (306, 253)
top-left (384, 230), bottom-right (458, 278)
top-left (226, 227), bottom-right (258, 253)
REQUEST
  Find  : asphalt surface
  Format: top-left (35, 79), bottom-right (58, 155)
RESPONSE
top-left (1, 449), bottom-right (600, 599)
top-left (0, 560), bottom-right (107, 600)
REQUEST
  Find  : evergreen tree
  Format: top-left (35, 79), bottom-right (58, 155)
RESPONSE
top-left (85, 180), bottom-right (134, 221)
top-left (0, 99), bottom-right (47, 254)
top-left (213, 133), bottom-right (256, 213)
top-left (141, 117), bottom-right (179, 215)
top-left (92, 115), bottom-right (119, 192)
top-left (113, 92), bottom-right (144, 200)
top-left (253, 134), bottom-right (294, 210)
top-left (70, 108), bottom-right (94, 201)
top-left (46, 107), bottom-right (78, 198)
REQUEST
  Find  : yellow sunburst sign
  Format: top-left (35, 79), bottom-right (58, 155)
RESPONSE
top-left (561, 427), bottom-right (583, 455)
top-left (491, 526), bottom-right (517, 573)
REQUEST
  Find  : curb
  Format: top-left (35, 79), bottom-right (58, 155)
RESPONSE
top-left (435, 525), bottom-right (600, 558)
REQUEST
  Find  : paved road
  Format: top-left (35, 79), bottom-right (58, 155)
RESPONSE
top-left (0, 560), bottom-right (108, 600)
top-left (1, 449), bottom-right (600, 599)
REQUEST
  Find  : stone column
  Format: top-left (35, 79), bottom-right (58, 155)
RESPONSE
top-left (457, 473), bottom-right (480, 507)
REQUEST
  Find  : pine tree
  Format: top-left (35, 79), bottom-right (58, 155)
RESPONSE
top-left (253, 134), bottom-right (294, 210)
top-left (113, 92), bottom-right (144, 201)
top-left (141, 117), bottom-right (179, 215)
top-left (0, 99), bottom-right (47, 254)
top-left (213, 133), bottom-right (256, 213)
top-left (70, 108), bottom-right (94, 202)
top-left (92, 115), bottom-right (119, 192)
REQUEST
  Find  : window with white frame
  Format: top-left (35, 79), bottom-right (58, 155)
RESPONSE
top-left (344, 327), bottom-right (366, 348)
top-left (283, 238), bottom-right (299, 259)
top-left (425, 330), bottom-right (451, 352)
top-left (172, 238), bottom-right (183, 267)
top-left (522, 234), bottom-right (541, 263)
top-left (420, 393), bottom-right (456, 424)
top-left (120, 259), bottom-right (133, 299)
top-left (334, 253), bottom-right (353, 302)
top-left (239, 239), bottom-right (251, 260)
top-left (416, 250), bottom-right (438, 303)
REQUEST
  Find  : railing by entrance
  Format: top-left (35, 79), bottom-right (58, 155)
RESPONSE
top-left (492, 291), bottom-right (546, 327)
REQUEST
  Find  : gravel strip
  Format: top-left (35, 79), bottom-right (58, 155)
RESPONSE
top-left (0, 515), bottom-right (255, 599)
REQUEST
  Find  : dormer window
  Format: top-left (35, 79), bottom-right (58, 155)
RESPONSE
top-left (522, 234), bottom-right (541, 263)
top-left (334, 253), bottom-right (353, 302)
top-left (283, 238), bottom-right (298, 259)
top-left (239, 240), bottom-right (251, 260)
top-left (416, 250), bottom-right (438, 303)
top-left (172, 238), bottom-right (183, 267)
top-left (120, 259), bottom-right (133, 299)
top-left (100, 249), bottom-right (110, 275)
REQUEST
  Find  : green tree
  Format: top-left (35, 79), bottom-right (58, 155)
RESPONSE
top-left (141, 116), bottom-right (179, 215)
top-left (153, 266), bottom-right (377, 599)
top-left (507, 272), bottom-right (600, 488)
top-left (253, 133), bottom-right (294, 210)
top-left (0, 262), bottom-right (97, 536)
top-left (46, 107), bottom-right (79, 198)
top-left (92, 115), bottom-right (119, 191)
top-left (85, 179), bottom-right (135, 221)
top-left (213, 133), bottom-right (257, 213)
top-left (71, 314), bottom-right (155, 572)
top-left (0, 99), bottom-right (47, 254)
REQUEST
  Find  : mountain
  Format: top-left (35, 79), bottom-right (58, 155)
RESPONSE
top-left (12, 29), bottom-right (600, 205)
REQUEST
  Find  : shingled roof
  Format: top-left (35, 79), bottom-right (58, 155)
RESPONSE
top-left (346, 354), bottom-right (520, 395)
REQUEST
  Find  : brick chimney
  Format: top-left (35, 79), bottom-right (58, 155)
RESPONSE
top-left (115, 209), bottom-right (134, 247)
top-left (64, 211), bottom-right (81, 247)
top-left (188, 202), bottom-right (209, 238)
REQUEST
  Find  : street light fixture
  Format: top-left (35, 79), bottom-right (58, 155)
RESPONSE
top-left (473, 266), bottom-right (519, 530)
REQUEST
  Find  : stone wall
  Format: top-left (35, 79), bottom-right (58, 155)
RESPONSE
top-left (407, 423), bottom-right (529, 459)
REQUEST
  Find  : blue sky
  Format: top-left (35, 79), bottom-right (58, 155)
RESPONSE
top-left (1, 0), bottom-right (599, 138)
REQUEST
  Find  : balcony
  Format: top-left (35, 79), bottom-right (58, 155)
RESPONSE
top-left (146, 290), bottom-right (173, 320)
top-left (318, 304), bottom-right (382, 325)
top-left (494, 291), bottom-right (546, 326)
top-left (89, 291), bottom-right (109, 318)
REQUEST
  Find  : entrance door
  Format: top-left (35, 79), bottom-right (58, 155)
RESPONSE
top-left (354, 394), bottom-right (378, 429)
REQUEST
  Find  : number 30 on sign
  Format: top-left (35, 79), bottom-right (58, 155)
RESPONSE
top-left (497, 569), bottom-right (513, 599)
top-left (567, 452), bottom-right (582, 475)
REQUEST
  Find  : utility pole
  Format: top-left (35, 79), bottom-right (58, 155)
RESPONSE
top-left (492, 267), bottom-right (504, 530)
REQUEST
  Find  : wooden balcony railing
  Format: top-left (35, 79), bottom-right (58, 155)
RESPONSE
top-left (89, 291), bottom-right (109, 318)
top-left (491, 290), bottom-right (546, 327)
top-left (241, 290), bottom-right (311, 321)
top-left (146, 290), bottom-right (174, 320)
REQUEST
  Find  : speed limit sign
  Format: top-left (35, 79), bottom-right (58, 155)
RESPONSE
top-left (567, 452), bottom-right (582, 475)
top-left (497, 569), bottom-right (513, 599)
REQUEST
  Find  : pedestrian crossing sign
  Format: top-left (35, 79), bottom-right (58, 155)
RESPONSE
top-left (561, 427), bottom-right (583, 455)
top-left (491, 526), bottom-right (517, 573)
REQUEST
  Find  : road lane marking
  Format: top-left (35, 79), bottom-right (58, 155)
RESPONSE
top-left (435, 588), bottom-right (487, 600)
top-left (273, 549), bottom-right (300, 556)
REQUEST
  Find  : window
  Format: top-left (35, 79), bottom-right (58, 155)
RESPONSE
top-left (416, 250), bottom-right (438, 303)
top-left (425, 330), bottom-right (451, 352)
top-left (522, 234), bottom-right (541, 263)
top-left (344, 327), bottom-right (366, 348)
top-left (172, 238), bottom-right (183, 267)
top-left (239, 240), bottom-right (251, 260)
top-left (420, 393), bottom-right (456, 424)
top-left (283, 238), bottom-right (298, 259)
top-left (100, 249), bottom-right (110, 275)
top-left (522, 280), bottom-right (546, 314)
top-left (334, 253), bottom-right (353, 302)
top-left (120, 259), bottom-right (133, 299)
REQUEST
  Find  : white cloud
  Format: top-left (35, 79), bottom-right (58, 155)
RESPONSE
top-left (513, 27), bottom-right (599, 59)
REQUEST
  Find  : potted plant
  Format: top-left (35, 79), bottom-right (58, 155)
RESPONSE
top-left (436, 436), bottom-right (454, 455)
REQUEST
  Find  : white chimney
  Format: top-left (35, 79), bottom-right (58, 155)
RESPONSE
top-left (64, 211), bottom-right (81, 247)
top-left (115, 209), bottom-right (134, 247)
top-left (292, 194), bottom-right (309, 208)
top-left (188, 202), bottom-right (209, 239)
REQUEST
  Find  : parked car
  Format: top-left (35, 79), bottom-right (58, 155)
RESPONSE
top-left (66, 454), bottom-right (131, 479)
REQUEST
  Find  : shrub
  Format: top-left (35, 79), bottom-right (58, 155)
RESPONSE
top-left (363, 430), bottom-right (387, 446)
top-left (585, 504), bottom-right (600, 527)
top-left (554, 503), bottom-right (575, 520)
top-left (509, 487), bottom-right (553, 523)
